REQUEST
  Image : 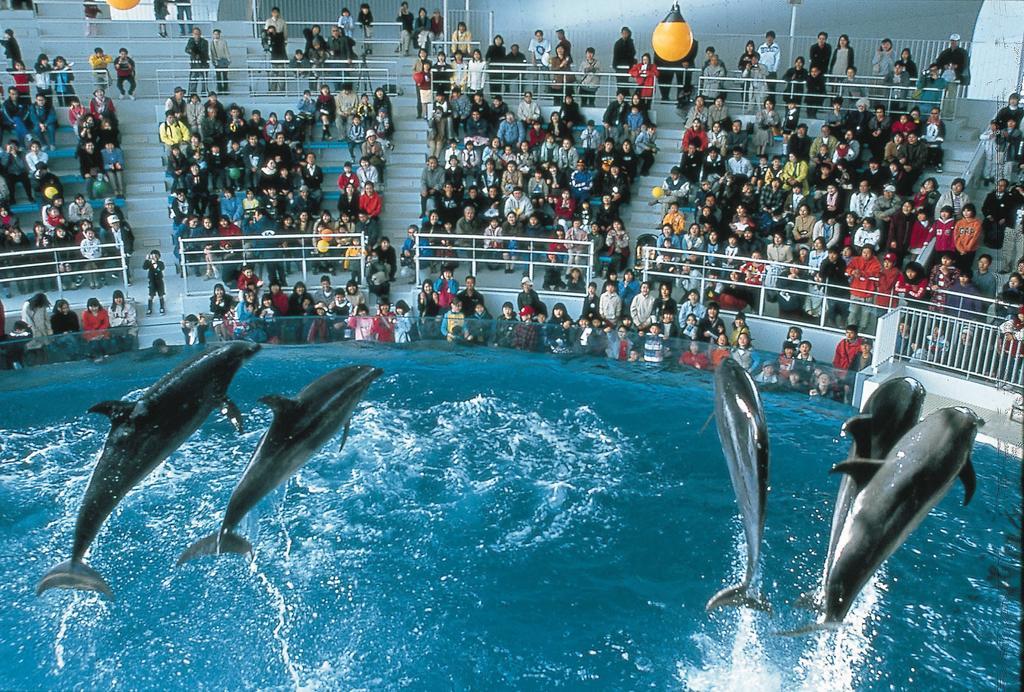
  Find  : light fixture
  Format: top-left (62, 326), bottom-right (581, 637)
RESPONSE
top-left (652, 2), bottom-right (694, 63)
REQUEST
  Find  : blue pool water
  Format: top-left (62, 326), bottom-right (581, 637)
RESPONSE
top-left (0, 345), bottom-right (1019, 690)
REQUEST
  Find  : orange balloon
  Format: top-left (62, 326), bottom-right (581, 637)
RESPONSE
top-left (107, 0), bottom-right (141, 10)
top-left (652, 5), bottom-right (694, 63)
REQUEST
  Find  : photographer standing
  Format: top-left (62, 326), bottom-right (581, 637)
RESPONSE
top-left (185, 27), bottom-right (210, 96)
top-left (262, 25), bottom-right (288, 92)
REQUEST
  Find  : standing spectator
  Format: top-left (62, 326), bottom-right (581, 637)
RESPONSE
top-left (1, 29), bottom-right (22, 70)
top-left (185, 27), bottom-right (210, 95)
top-left (757, 31), bottom-right (781, 98)
top-left (83, 1), bottom-right (101, 38)
top-left (113, 48), bottom-right (136, 100)
top-left (395, 2), bottom-right (413, 56)
top-left (808, 32), bottom-right (832, 74)
top-left (88, 47), bottom-right (112, 91)
top-left (153, 0), bottom-right (169, 38)
top-left (612, 26), bottom-right (636, 85)
top-left (176, 0), bottom-right (193, 36)
top-left (628, 53), bottom-right (659, 108)
top-left (357, 3), bottom-right (374, 54)
top-left (211, 29), bottom-right (231, 93)
top-left (51, 55), bottom-right (76, 108)
top-left (143, 249), bottom-right (166, 314)
top-left (528, 29), bottom-right (551, 92)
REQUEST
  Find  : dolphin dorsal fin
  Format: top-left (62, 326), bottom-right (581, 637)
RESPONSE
top-left (830, 458), bottom-right (885, 486)
top-left (959, 456), bottom-right (977, 506)
top-left (841, 414), bottom-right (874, 458)
top-left (88, 400), bottom-right (134, 424)
top-left (259, 395), bottom-right (299, 417)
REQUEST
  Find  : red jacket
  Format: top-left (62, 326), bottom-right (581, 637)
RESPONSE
top-left (833, 336), bottom-right (863, 371)
top-left (81, 307), bottom-right (110, 340)
top-left (875, 266), bottom-right (901, 307)
top-left (846, 255), bottom-right (881, 299)
top-left (359, 191), bottom-right (383, 218)
top-left (337, 171), bottom-right (359, 191)
top-left (628, 62), bottom-right (659, 99)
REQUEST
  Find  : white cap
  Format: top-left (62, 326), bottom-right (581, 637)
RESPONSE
top-left (949, 33), bottom-right (961, 41)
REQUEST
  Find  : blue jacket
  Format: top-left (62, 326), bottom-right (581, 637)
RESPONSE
top-left (27, 103), bottom-right (56, 130)
top-left (219, 193), bottom-right (244, 222)
top-left (101, 147), bottom-right (126, 170)
top-left (496, 119), bottom-right (524, 146)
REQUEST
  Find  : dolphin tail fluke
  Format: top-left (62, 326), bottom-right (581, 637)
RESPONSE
top-left (775, 620), bottom-right (843, 637)
top-left (705, 583), bottom-right (772, 613)
top-left (176, 531), bottom-right (253, 565)
top-left (36, 559), bottom-right (113, 597)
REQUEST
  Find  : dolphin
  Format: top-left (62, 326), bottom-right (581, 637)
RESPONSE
top-left (811, 377), bottom-right (925, 605)
top-left (782, 406), bottom-right (980, 635)
top-left (177, 364), bottom-right (383, 564)
top-left (706, 358), bottom-right (771, 613)
top-left (37, 342), bottom-right (260, 597)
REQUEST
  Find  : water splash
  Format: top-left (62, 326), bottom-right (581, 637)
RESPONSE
top-left (679, 532), bottom-right (782, 691)
top-left (793, 572), bottom-right (883, 691)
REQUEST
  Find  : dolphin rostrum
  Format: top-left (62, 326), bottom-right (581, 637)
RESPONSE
top-left (37, 342), bottom-right (260, 597)
top-left (783, 406), bottom-right (980, 635)
top-left (177, 364), bottom-right (383, 564)
top-left (706, 358), bottom-right (771, 613)
top-left (812, 377), bottom-right (925, 605)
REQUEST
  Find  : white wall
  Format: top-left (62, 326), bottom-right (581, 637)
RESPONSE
top-left (966, 0), bottom-right (1024, 102)
top-left (485, 0), bottom-right (982, 59)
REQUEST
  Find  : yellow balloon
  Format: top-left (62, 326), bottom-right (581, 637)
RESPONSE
top-left (107, 0), bottom-right (141, 10)
top-left (316, 239), bottom-right (331, 253)
top-left (651, 186), bottom-right (664, 199)
top-left (43, 186), bottom-right (59, 200)
top-left (652, 4), bottom-right (694, 63)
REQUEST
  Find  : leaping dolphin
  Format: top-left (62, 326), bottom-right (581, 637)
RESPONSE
top-left (814, 377), bottom-right (925, 603)
top-left (783, 406), bottom-right (980, 635)
top-left (706, 358), bottom-right (771, 613)
top-left (37, 342), bottom-right (260, 597)
top-left (177, 364), bottom-right (383, 564)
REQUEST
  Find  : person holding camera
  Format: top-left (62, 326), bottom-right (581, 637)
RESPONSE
top-left (262, 25), bottom-right (288, 92)
top-left (142, 249), bottom-right (166, 315)
top-left (185, 27), bottom-right (210, 95)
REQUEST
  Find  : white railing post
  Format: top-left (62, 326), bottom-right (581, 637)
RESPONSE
top-left (120, 250), bottom-right (130, 294)
top-left (179, 238), bottom-right (188, 296)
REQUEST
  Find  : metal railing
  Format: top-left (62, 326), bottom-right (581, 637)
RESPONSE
top-left (879, 305), bottom-right (1023, 391)
top-left (414, 231), bottom-right (595, 293)
top-left (639, 245), bottom-right (1014, 338)
top-left (178, 231), bottom-right (366, 296)
top-left (153, 63), bottom-right (399, 99)
top-left (0, 243), bottom-right (129, 300)
top-left (427, 64), bottom-right (956, 116)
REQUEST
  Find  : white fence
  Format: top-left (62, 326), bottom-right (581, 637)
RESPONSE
top-left (414, 231), bottom-right (595, 292)
top-left (0, 242), bottom-right (129, 299)
top-left (178, 231), bottom-right (366, 296)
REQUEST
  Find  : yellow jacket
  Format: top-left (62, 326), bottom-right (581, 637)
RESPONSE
top-left (159, 121), bottom-right (191, 147)
top-left (89, 53), bottom-right (112, 70)
top-left (780, 160), bottom-right (808, 193)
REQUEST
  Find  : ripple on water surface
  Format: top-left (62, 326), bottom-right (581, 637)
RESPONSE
top-left (0, 345), bottom-right (1018, 689)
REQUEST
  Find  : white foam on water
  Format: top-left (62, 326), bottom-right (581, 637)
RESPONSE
top-left (52, 599), bottom-right (76, 672)
top-left (251, 556), bottom-right (302, 690)
top-left (678, 531), bottom-right (783, 691)
top-left (792, 570), bottom-right (884, 691)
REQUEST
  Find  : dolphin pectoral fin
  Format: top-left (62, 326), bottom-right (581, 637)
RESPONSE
top-left (220, 398), bottom-right (244, 433)
top-left (830, 458), bottom-right (885, 486)
top-left (959, 457), bottom-right (977, 506)
top-left (775, 620), bottom-right (843, 637)
top-left (88, 399), bottom-right (134, 424)
top-left (36, 559), bottom-right (113, 598)
top-left (705, 583), bottom-right (770, 613)
top-left (339, 420), bottom-right (351, 452)
top-left (841, 414), bottom-right (873, 457)
top-left (177, 530), bottom-right (253, 565)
